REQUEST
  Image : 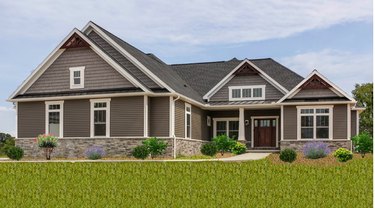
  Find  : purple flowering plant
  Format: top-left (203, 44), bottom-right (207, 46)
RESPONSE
top-left (85, 146), bottom-right (106, 160)
top-left (303, 142), bottom-right (331, 159)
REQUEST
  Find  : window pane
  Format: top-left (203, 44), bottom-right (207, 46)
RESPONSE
top-left (301, 109), bottom-right (314, 114)
top-left (186, 106), bottom-right (191, 112)
top-left (272, 120), bottom-right (276, 127)
top-left (254, 120), bottom-right (258, 127)
top-left (253, 88), bottom-right (262, 97)
top-left (49, 104), bottom-right (60, 110)
top-left (216, 121), bottom-right (226, 131)
top-left (301, 116), bottom-right (313, 127)
top-left (186, 114), bottom-right (191, 138)
top-left (48, 112), bottom-right (60, 136)
top-left (94, 124), bottom-right (106, 136)
top-left (242, 89), bottom-right (252, 98)
top-left (229, 121), bottom-right (239, 131)
top-left (94, 110), bottom-right (106, 123)
top-left (94, 102), bottom-right (107, 108)
top-left (301, 128), bottom-right (313, 139)
top-left (316, 109), bottom-right (329, 114)
top-left (316, 128), bottom-right (329, 138)
top-left (74, 78), bottom-right (81, 85)
top-left (316, 116), bottom-right (329, 127)
top-left (74, 71), bottom-right (80, 77)
top-left (232, 89), bottom-right (241, 98)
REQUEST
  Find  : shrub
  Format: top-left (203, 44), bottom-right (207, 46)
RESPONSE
top-left (132, 145), bottom-right (150, 160)
top-left (35, 134), bottom-right (59, 160)
top-left (303, 142), bottom-right (331, 159)
top-left (85, 146), bottom-right (105, 160)
top-left (231, 142), bottom-right (247, 155)
top-left (142, 137), bottom-right (167, 158)
top-left (200, 142), bottom-right (217, 156)
top-left (213, 135), bottom-right (236, 156)
top-left (6, 146), bottom-right (24, 161)
top-left (333, 148), bottom-right (353, 162)
top-left (279, 148), bottom-right (297, 163)
top-left (352, 133), bottom-right (373, 158)
top-left (1, 137), bottom-right (15, 155)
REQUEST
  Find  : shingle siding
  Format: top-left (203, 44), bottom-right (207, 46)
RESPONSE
top-left (175, 100), bottom-right (185, 138)
top-left (26, 47), bottom-right (135, 94)
top-left (111, 96), bottom-right (144, 137)
top-left (88, 31), bottom-right (160, 89)
top-left (293, 88), bottom-right (339, 99)
top-left (149, 97), bottom-right (169, 137)
top-left (18, 102), bottom-right (45, 138)
top-left (64, 99), bottom-right (90, 137)
top-left (210, 74), bottom-right (284, 101)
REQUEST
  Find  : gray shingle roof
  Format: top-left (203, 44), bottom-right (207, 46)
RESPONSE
top-left (89, 22), bottom-right (304, 103)
top-left (171, 58), bottom-right (304, 97)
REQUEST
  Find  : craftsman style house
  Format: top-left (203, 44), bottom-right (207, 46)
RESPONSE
top-left (8, 22), bottom-right (364, 158)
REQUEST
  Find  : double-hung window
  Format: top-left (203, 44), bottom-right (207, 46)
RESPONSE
top-left (91, 99), bottom-right (110, 137)
top-left (70, 66), bottom-right (85, 89)
top-left (213, 118), bottom-right (239, 140)
top-left (185, 103), bottom-right (192, 138)
top-left (297, 106), bottom-right (333, 140)
top-left (229, 85), bottom-right (265, 101)
top-left (45, 101), bottom-right (64, 137)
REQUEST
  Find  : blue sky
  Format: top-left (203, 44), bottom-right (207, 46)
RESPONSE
top-left (0, 0), bottom-right (372, 135)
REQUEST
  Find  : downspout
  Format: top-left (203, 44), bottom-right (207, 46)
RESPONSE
top-left (172, 95), bottom-right (180, 159)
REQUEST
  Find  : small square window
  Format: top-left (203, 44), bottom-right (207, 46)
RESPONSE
top-left (70, 66), bottom-right (85, 89)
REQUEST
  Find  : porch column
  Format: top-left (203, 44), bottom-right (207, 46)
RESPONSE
top-left (238, 108), bottom-right (245, 141)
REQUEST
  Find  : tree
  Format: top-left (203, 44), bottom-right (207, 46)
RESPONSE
top-left (352, 133), bottom-right (373, 158)
top-left (352, 83), bottom-right (373, 135)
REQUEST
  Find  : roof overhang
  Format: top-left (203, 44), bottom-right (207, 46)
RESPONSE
top-left (202, 59), bottom-right (289, 101)
top-left (277, 70), bottom-right (355, 103)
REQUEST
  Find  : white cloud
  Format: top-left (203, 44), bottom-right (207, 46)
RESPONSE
top-left (0, 0), bottom-right (371, 44)
top-left (279, 49), bottom-right (373, 94)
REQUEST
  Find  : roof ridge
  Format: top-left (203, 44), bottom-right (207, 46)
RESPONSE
top-left (170, 60), bottom-right (232, 66)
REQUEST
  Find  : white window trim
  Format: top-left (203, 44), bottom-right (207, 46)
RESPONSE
top-left (213, 117), bottom-right (239, 138)
top-left (296, 105), bottom-right (333, 140)
top-left (251, 116), bottom-right (279, 148)
top-left (185, 103), bottom-right (192, 139)
top-left (45, 101), bottom-right (64, 138)
top-left (69, 66), bottom-right (85, 89)
top-left (90, 98), bottom-right (111, 138)
top-left (228, 85), bottom-right (265, 101)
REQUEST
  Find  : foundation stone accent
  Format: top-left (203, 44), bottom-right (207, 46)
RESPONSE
top-left (175, 138), bottom-right (208, 156)
top-left (280, 140), bottom-right (352, 152)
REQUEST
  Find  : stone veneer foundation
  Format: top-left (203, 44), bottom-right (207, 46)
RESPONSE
top-left (280, 140), bottom-right (352, 151)
top-left (16, 137), bottom-right (208, 158)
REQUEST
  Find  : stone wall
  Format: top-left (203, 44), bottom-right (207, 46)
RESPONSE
top-left (175, 138), bottom-right (208, 156)
top-left (280, 140), bottom-right (352, 152)
top-left (16, 138), bottom-right (174, 158)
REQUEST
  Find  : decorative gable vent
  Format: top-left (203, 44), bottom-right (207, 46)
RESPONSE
top-left (300, 74), bottom-right (330, 89)
top-left (234, 63), bottom-right (258, 76)
top-left (61, 33), bottom-right (90, 49)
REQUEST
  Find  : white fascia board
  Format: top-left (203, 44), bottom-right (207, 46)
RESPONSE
top-left (82, 22), bottom-right (175, 93)
top-left (203, 59), bottom-right (289, 100)
top-left (277, 70), bottom-right (355, 103)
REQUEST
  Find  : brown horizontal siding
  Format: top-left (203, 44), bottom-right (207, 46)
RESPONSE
top-left (192, 105), bottom-right (209, 140)
top-left (64, 99), bottom-right (90, 137)
top-left (293, 88), bottom-right (339, 98)
top-left (18, 102), bottom-right (45, 138)
top-left (175, 100), bottom-right (185, 138)
top-left (88, 31), bottom-right (159, 88)
top-left (333, 104), bottom-right (348, 140)
top-left (283, 106), bottom-right (297, 140)
top-left (149, 97), bottom-right (169, 137)
top-left (111, 96), bottom-right (144, 137)
top-left (26, 47), bottom-right (135, 94)
top-left (210, 74), bottom-right (284, 101)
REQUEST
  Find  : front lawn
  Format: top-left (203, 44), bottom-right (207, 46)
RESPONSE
top-left (0, 155), bottom-right (372, 207)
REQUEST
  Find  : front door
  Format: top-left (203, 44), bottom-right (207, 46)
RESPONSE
top-left (254, 118), bottom-right (277, 147)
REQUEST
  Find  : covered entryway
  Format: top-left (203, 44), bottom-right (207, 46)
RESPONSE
top-left (252, 117), bottom-right (278, 148)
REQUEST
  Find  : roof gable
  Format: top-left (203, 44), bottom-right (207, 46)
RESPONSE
top-left (277, 70), bottom-right (355, 103)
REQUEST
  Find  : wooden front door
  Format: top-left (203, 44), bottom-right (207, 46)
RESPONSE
top-left (254, 119), bottom-right (277, 147)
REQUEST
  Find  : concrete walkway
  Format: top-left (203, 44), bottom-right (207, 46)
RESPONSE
top-left (220, 153), bottom-right (270, 161)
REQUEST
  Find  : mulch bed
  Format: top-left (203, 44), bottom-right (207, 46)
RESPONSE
top-left (267, 152), bottom-right (373, 167)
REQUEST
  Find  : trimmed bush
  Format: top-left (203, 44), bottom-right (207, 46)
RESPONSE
top-left (231, 142), bottom-right (247, 155)
top-left (333, 148), bottom-right (353, 162)
top-left (213, 135), bottom-right (236, 156)
top-left (132, 145), bottom-right (150, 160)
top-left (142, 137), bottom-right (167, 158)
top-left (200, 142), bottom-right (217, 156)
top-left (85, 146), bottom-right (105, 160)
top-left (279, 148), bottom-right (297, 163)
top-left (303, 142), bottom-right (331, 159)
top-left (1, 137), bottom-right (15, 155)
top-left (6, 146), bottom-right (24, 161)
top-left (352, 133), bottom-right (373, 158)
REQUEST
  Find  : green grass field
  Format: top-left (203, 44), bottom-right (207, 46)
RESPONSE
top-left (0, 156), bottom-right (372, 207)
